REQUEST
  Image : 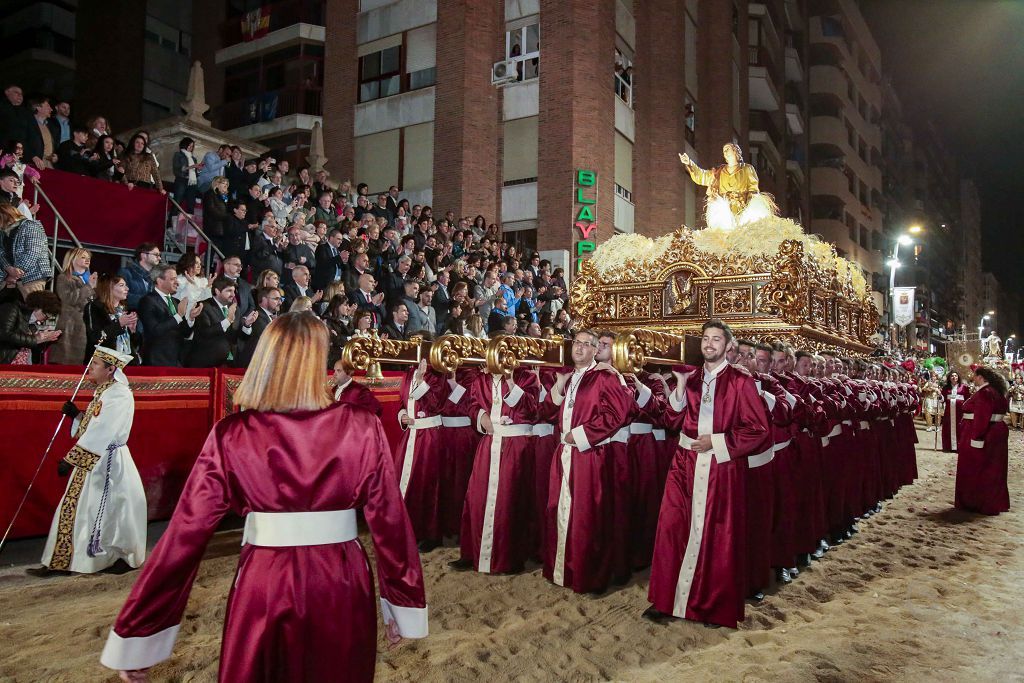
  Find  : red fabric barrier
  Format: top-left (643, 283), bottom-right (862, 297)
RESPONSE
top-left (1, 366), bottom-right (405, 540)
top-left (33, 168), bottom-right (167, 249)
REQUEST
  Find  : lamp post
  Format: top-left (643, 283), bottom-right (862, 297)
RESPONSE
top-left (978, 311), bottom-right (994, 353)
top-left (888, 233), bottom-right (914, 349)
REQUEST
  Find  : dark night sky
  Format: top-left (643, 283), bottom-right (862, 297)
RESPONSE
top-left (861, 0), bottom-right (1024, 308)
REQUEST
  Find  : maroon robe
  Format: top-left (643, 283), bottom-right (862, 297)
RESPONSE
top-left (541, 363), bottom-right (633, 594)
top-left (335, 377), bottom-right (383, 416)
top-left (394, 367), bottom-right (449, 541)
top-left (648, 362), bottom-right (771, 628)
top-left (746, 372), bottom-right (789, 594)
top-left (941, 384), bottom-right (970, 452)
top-left (99, 402), bottom-right (426, 682)
top-left (459, 369), bottom-right (540, 573)
top-left (532, 368), bottom-right (562, 559)
top-left (439, 366), bottom-right (482, 538)
top-left (955, 384), bottom-right (1010, 515)
top-left (629, 371), bottom-right (668, 570)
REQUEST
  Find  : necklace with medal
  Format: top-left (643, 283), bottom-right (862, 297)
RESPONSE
top-left (702, 375), bottom-right (715, 404)
top-left (567, 370), bottom-right (586, 409)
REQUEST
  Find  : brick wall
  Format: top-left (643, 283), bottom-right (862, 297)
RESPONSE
top-left (537, 0), bottom-right (616, 257)
top-left (632, 1), bottom-right (688, 237)
top-left (431, 0), bottom-right (503, 220)
top-left (322, 0), bottom-right (359, 181)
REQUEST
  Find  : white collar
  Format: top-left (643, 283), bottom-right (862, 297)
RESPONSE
top-left (574, 360), bottom-right (596, 375)
top-left (704, 359), bottom-right (729, 379)
top-left (334, 378), bottom-right (352, 397)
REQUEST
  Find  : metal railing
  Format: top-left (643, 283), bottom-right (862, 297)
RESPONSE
top-left (165, 195), bottom-right (225, 276)
top-left (31, 180), bottom-right (83, 286)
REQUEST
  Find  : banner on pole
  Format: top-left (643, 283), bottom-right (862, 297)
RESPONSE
top-left (893, 287), bottom-right (915, 327)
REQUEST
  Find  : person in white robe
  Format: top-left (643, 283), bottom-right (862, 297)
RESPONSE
top-left (30, 346), bottom-right (147, 575)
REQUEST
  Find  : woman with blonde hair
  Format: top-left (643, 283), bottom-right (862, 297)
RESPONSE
top-left (289, 295), bottom-right (313, 313)
top-left (49, 248), bottom-right (97, 364)
top-left (100, 312), bottom-right (428, 682)
top-left (255, 268), bottom-right (280, 291)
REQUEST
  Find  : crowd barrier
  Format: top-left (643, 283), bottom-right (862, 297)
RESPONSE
top-left (1, 365), bottom-right (404, 540)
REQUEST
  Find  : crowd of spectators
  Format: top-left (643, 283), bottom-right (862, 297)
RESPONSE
top-left (0, 82), bottom-right (576, 369)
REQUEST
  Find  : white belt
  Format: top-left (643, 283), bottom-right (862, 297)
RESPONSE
top-left (842, 419), bottom-right (853, 426)
top-left (962, 413), bottom-right (1005, 422)
top-left (827, 425), bottom-right (842, 438)
top-left (630, 423), bottom-right (654, 435)
top-left (441, 416), bottom-right (471, 428)
top-left (821, 436), bottom-right (831, 447)
top-left (411, 416), bottom-right (443, 429)
top-left (242, 510), bottom-right (357, 547)
top-left (652, 429), bottom-right (666, 441)
top-left (773, 439), bottom-right (791, 452)
top-left (533, 424), bottom-right (555, 437)
top-left (493, 424), bottom-right (534, 437)
top-left (598, 428), bottom-right (630, 446)
top-left (748, 448), bottom-right (775, 468)
top-left (859, 421), bottom-right (871, 430)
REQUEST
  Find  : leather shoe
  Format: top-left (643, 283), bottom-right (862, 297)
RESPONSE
top-left (417, 538), bottom-right (441, 553)
top-left (448, 558), bottom-right (473, 571)
top-left (642, 607), bottom-right (674, 624)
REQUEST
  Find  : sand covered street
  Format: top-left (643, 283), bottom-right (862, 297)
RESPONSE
top-left (1, 427), bottom-right (1021, 682)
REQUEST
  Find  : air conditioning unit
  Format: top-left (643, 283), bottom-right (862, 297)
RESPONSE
top-left (491, 60), bottom-right (518, 86)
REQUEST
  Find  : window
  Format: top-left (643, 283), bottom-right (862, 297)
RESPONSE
top-left (615, 49), bottom-right (633, 107)
top-left (505, 22), bottom-right (539, 81)
top-left (684, 94), bottom-right (696, 145)
top-left (359, 45), bottom-right (401, 103)
top-left (858, 226), bottom-right (868, 249)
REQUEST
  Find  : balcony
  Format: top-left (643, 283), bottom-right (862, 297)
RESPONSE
top-left (811, 166), bottom-right (853, 204)
top-left (785, 46), bottom-right (804, 83)
top-left (214, 85), bottom-right (322, 135)
top-left (748, 46), bottom-right (782, 111)
top-left (221, 0), bottom-right (324, 46)
top-left (785, 102), bottom-right (804, 135)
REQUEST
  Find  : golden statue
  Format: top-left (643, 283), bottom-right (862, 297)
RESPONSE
top-left (679, 143), bottom-right (778, 230)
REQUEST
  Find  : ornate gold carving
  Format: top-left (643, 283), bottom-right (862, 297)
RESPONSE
top-left (697, 286), bottom-right (709, 315)
top-left (49, 467), bottom-right (88, 571)
top-left (713, 287), bottom-right (752, 315)
top-left (611, 329), bottom-right (686, 374)
top-left (618, 294), bottom-right (650, 319)
top-left (485, 336), bottom-right (562, 377)
top-left (429, 335), bottom-right (487, 373)
top-left (758, 239), bottom-right (808, 323)
top-left (340, 331), bottom-right (423, 374)
top-left (569, 260), bottom-right (612, 328)
top-left (665, 271), bottom-right (693, 314)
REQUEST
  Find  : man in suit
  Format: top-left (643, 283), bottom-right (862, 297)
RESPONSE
top-left (138, 264), bottom-right (203, 366)
top-left (312, 229), bottom-right (347, 291)
top-left (382, 302), bottom-right (411, 340)
top-left (432, 269), bottom-right (453, 332)
top-left (23, 98), bottom-right (56, 170)
top-left (184, 277), bottom-right (259, 367)
top-left (220, 255), bottom-right (254, 322)
top-left (282, 265), bottom-right (318, 307)
top-left (349, 272), bottom-right (386, 329)
top-left (382, 255), bottom-right (412, 306)
top-left (281, 226), bottom-right (316, 286)
top-left (343, 251), bottom-right (371, 294)
top-left (235, 286), bottom-right (283, 367)
top-left (386, 185), bottom-right (400, 217)
top-left (247, 216), bottom-right (285, 277)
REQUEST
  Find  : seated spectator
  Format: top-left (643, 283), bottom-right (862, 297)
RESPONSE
top-left (234, 286), bottom-right (281, 368)
top-left (91, 135), bottom-right (124, 182)
top-left (174, 252), bottom-right (211, 305)
top-left (351, 310), bottom-right (374, 337)
top-left (198, 144), bottom-right (230, 192)
top-left (121, 133), bottom-right (164, 193)
top-left (0, 168), bottom-right (36, 219)
top-left (49, 247), bottom-right (97, 365)
top-left (55, 126), bottom-right (98, 175)
top-left (490, 314), bottom-right (517, 339)
top-left (171, 137), bottom-right (201, 212)
top-left (466, 314), bottom-right (486, 339)
top-left (282, 264), bottom-right (320, 306)
top-left (383, 302), bottom-right (411, 340)
top-left (83, 274), bottom-right (139, 363)
top-left (289, 296), bottom-right (313, 313)
top-left (120, 242), bottom-right (160, 312)
top-left (487, 296), bottom-right (508, 333)
top-left (349, 272), bottom-right (385, 329)
top-left (322, 294), bottom-right (355, 367)
top-left (255, 269), bottom-right (281, 293)
top-left (0, 203), bottom-right (52, 296)
top-left (185, 276), bottom-right (257, 368)
top-left (0, 289), bottom-right (62, 363)
top-left (138, 263), bottom-right (202, 366)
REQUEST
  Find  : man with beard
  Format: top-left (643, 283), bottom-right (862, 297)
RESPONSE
top-left (645, 320), bottom-right (770, 628)
top-left (541, 330), bottom-right (633, 594)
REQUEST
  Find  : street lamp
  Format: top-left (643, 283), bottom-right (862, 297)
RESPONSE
top-left (888, 234), bottom-right (915, 347)
top-left (908, 224), bottom-right (923, 235)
